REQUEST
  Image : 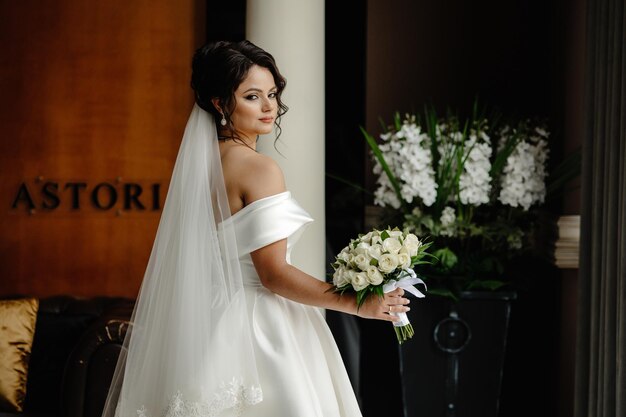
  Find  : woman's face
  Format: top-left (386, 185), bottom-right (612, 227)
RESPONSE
top-left (229, 65), bottom-right (278, 140)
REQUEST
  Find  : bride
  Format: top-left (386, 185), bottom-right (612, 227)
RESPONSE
top-left (101, 40), bottom-right (410, 417)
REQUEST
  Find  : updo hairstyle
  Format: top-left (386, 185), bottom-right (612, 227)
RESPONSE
top-left (190, 40), bottom-right (288, 141)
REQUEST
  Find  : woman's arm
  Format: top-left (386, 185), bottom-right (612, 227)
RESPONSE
top-left (250, 239), bottom-right (410, 322)
top-left (240, 153), bottom-right (410, 321)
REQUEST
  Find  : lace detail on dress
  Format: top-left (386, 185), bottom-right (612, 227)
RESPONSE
top-left (136, 379), bottom-right (262, 417)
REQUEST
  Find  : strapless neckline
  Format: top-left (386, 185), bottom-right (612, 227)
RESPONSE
top-left (229, 191), bottom-right (291, 221)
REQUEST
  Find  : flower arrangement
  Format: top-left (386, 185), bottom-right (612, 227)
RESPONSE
top-left (330, 227), bottom-right (431, 343)
top-left (362, 106), bottom-right (552, 298)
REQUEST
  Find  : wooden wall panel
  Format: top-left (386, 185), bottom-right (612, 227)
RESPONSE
top-left (0, 0), bottom-right (204, 298)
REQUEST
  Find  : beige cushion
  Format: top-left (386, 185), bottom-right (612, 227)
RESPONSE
top-left (0, 298), bottom-right (39, 412)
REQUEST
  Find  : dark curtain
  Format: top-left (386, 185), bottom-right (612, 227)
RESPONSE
top-left (576, 0), bottom-right (626, 415)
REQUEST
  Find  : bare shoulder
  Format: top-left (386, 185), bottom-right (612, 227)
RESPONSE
top-left (221, 145), bottom-right (286, 205)
top-left (240, 152), bottom-right (286, 203)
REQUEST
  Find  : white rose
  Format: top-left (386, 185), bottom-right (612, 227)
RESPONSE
top-left (353, 253), bottom-right (371, 271)
top-left (351, 272), bottom-right (369, 291)
top-left (337, 247), bottom-right (351, 263)
top-left (361, 231), bottom-right (374, 244)
top-left (397, 253), bottom-right (411, 269)
top-left (382, 237), bottom-right (402, 254)
top-left (367, 244), bottom-right (383, 260)
top-left (378, 253), bottom-right (399, 274)
top-left (372, 235), bottom-right (383, 245)
top-left (404, 233), bottom-right (420, 245)
top-left (365, 266), bottom-right (384, 285)
top-left (388, 230), bottom-right (403, 238)
top-left (402, 241), bottom-right (420, 257)
top-left (354, 246), bottom-right (369, 256)
top-left (333, 266), bottom-right (350, 287)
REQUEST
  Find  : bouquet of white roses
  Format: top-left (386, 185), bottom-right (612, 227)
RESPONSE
top-left (330, 227), bottom-right (431, 343)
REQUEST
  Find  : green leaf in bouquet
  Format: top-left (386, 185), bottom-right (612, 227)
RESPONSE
top-left (355, 285), bottom-right (384, 311)
top-left (373, 285), bottom-right (384, 299)
top-left (410, 254), bottom-right (426, 264)
top-left (410, 242), bottom-right (437, 266)
top-left (418, 248), bottom-right (436, 259)
top-left (355, 289), bottom-right (368, 310)
top-left (412, 253), bottom-right (437, 264)
top-left (325, 283), bottom-right (351, 295)
top-left (381, 230), bottom-right (390, 240)
top-left (417, 241), bottom-right (434, 253)
top-left (369, 258), bottom-right (379, 266)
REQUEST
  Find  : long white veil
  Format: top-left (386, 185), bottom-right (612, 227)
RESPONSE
top-left (101, 104), bottom-right (262, 417)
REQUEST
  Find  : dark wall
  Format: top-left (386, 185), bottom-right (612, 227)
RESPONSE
top-left (352, 1), bottom-right (584, 416)
top-left (365, 0), bottom-right (560, 132)
top-left (325, 3), bottom-right (367, 255)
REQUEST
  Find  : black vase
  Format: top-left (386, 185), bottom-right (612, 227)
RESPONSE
top-left (399, 291), bottom-right (516, 417)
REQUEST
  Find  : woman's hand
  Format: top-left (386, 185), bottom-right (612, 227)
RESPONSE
top-left (356, 287), bottom-right (411, 322)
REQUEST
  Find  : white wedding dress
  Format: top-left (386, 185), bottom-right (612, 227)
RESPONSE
top-left (101, 106), bottom-right (362, 417)
top-left (224, 190), bottom-right (363, 417)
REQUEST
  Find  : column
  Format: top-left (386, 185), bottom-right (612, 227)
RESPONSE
top-left (246, 0), bottom-right (326, 279)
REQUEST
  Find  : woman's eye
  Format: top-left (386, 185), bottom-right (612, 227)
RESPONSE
top-left (245, 94), bottom-right (258, 100)
top-left (269, 92), bottom-right (277, 98)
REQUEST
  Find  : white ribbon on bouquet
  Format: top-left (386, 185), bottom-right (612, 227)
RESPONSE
top-left (383, 269), bottom-right (427, 327)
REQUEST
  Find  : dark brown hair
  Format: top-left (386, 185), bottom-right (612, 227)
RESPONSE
top-left (190, 40), bottom-right (288, 143)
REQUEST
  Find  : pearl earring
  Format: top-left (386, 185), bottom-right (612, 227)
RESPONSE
top-left (220, 114), bottom-right (227, 126)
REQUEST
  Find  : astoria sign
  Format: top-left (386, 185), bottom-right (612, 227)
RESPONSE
top-left (10, 178), bottom-right (165, 214)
